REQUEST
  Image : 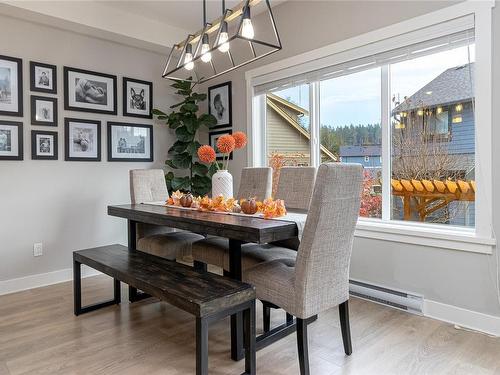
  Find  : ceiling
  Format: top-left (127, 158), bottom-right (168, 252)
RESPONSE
top-left (100, 1), bottom-right (245, 32)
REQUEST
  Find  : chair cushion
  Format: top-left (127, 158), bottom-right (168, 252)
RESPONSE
top-left (192, 238), bottom-right (297, 271)
top-left (243, 258), bottom-right (297, 315)
top-left (137, 231), bottom-right (205, 260)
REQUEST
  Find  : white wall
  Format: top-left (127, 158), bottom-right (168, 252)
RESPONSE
top-left (0, 15), bottom-right (176, 282)
top-left (200, 1), bottom-right (500, 318)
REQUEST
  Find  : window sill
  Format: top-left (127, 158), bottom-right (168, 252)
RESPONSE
top-left (354, 219), bottom-right (495, 254)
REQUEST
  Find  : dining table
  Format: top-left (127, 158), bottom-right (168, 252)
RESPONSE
top-left (107, 203), bottom-right (302, 361)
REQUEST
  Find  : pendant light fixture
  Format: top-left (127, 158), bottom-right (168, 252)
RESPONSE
top-left (162, 0), bottom-right (282, 84)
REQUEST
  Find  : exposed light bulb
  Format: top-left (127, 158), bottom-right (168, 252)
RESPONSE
top-left (241, 18), bottom-right (254, 39)
top-left (184, 44), bottom-right (194, 70)
top-left (218, 21), bottom-right (230, 53)
top-left (201, 34), bottom-right (211, 63)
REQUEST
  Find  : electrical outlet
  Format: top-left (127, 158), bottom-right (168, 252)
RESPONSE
top-left (33, 243), bottom-right (43, 257)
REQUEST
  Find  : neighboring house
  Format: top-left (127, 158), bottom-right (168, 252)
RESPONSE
top-left (266, 93), bottom-right (336, 165)
top-left (339, 145), bottom-right (381, 169)
top-left (392, 63), bottom-right (475, 179)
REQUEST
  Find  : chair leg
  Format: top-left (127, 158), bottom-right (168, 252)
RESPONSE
top-left (339, 300), bottom-right (352, 355)
top-left (296, 318), bottom-right (310, 375)
top-left (193, 261), bottom-right (208, 272)
top-left (263, 304), bottom-right (271, 332)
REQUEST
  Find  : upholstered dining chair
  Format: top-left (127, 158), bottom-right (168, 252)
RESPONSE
top-left (191, 167), bottom-right (273, 271)
top-left (243, 163), bottom-right (363, 375)
top-left (130, 169), bottom-right (204, 260)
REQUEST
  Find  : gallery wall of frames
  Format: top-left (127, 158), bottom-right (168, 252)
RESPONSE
top-left (0, 55), bottom-right (154, 162)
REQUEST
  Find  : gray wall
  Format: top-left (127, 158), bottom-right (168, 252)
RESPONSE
top-left (200, 0), bottom-right (500, 317)
top-left (0, 14), bottom-right (176, 281)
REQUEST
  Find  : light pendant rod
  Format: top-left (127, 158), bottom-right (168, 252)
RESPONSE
top-left (176, 0), bottom-right (262, 49)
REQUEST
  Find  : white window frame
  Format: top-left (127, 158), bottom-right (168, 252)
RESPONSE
top-left (246, 1), bottom-right (495, 254)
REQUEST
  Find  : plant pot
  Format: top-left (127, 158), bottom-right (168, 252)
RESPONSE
top-left (212, 170), bottom-right (233, 198)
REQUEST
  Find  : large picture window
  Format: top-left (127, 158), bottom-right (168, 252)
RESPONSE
top-left (258, 23), bottom-right (477, 229)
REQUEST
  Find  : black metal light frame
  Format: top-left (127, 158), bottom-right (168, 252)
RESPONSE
top-left (162, 0), bottom-right (282, 84)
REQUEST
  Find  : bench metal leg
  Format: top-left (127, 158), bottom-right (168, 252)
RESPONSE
top-left (193, 261), bottom-right (208, 272)
top-left (73, 259), bottom-right (121, 316)
top-left (243, 301), bottom-right (256, 375)
top-left (128, 286), bottom-right (152, 303)
top-left (196, 317), bottom-right (209, 375)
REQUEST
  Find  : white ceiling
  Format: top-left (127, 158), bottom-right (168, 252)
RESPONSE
top-left (100, 1), bottom-right (245, 32)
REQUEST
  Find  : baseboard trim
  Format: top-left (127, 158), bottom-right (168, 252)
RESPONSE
top-left (424, 299), bottom-right (500, 337)
top-left (0, 266), bottom-right (101, 296)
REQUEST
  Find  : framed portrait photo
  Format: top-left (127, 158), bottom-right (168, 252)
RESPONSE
top-left (0, 55), bottom-right (23, 117)
top-left (64, 67), bottom-right (117, 115)
top-left (64, 118), bottom-right (101, 161)
top-left (0, 121), bottom-right (23, 160)
top-left (123, 77), bottom-right (152, 119)
top-left (107, 122), bottom-right (153, 162)
top-left (31, 130), bottom-right (58, 160)
top-left (209, 129), bottom-right (233, 161)
top-left (31, 95), bottom-right (58, 126)
top-left (30, 61), bottom-right (57, 94)
top-left (208, 81), bottom-right (232, 129)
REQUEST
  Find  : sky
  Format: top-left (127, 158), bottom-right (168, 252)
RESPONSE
top-left (273, 44), bottom-right (475, 129)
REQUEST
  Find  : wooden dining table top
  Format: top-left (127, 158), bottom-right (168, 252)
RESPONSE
top-left (108, 204), bottom-right (298, 244)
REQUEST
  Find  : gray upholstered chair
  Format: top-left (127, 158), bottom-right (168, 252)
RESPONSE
top-left (243, 163), bottom-right (363, 374)
top-left (191, 167), bottom-right (274, 270)
top-left (130, 169), bottom-right (204, 260)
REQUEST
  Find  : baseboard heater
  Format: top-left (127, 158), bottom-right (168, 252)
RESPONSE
top-left (349, 279), bottom-right (424, 315)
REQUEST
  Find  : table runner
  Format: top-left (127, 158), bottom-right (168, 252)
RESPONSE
top-left (142, 202), bottom-right (307, 240)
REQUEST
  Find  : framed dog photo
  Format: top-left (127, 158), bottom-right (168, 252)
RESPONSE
top-left (209, 129), bottom-right (233, 161)
top-left (31, 130), bottom-right (58, 160)
top-left (30, 61), bottom-right (57, 94)
top-left (0, 55), bottom-right (23, 117)
top-left (208, 81), bottom-right (232, 129)
top-left (64, 118), bottom-right (101, 162)
top-left (123, 77), bottom-right (152, 119)
top-left (64, 67), bottom-right (117, 115)
top-left (31, 96), bottom-right (58, 126)
top-left (0, 121), bottom-right (23, 160)
top-left (107, 122), bottom-right (153, 162)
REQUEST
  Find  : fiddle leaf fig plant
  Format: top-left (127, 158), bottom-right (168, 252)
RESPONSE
top-left (153, 78), bottom-right (218, 196)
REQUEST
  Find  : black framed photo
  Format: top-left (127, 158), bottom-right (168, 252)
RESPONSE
top-left (107, 122), bottom-right (153, 162)
top-left (0, 55), bottom-right (23, 117)
top-left (209, 129), bottom-right (233, 161)
top-left (0, 121), bottom-right (23, 160)
top-left (64, 118), bottom-right (101, 161)
top-left (30, 61), bottom-right (57, 94)
top-left (64, 67), bottom-right (117, 115)
top-left (123, 77), bottom-right (153, 119)
top-left (31, 95), bottom-right (58, 126)
top-left (31, 130), bottom-right (58, 160)
top-left (208, 81), bottom-right (232, 129)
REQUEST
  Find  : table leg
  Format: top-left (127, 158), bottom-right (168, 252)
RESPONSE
top-left (127, 220), bottom-right (139, 302)
top-left (228, 239), bottom-right (245, 361)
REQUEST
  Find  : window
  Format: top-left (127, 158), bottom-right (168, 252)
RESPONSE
top-left (249, 4), bottom-right (494, 251)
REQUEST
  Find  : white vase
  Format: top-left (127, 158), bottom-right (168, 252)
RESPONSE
top-left (212, 170), bottom-right (233, 198)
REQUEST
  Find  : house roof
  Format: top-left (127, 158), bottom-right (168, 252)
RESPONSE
top-left (266, 95), bottom-right (336, 160)
top-left (340, 145), bottom-right (381, 157)
top-left (393, 63), bottom-right (474, 112)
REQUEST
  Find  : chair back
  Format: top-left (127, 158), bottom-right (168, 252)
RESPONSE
top-left (275, 166), bottom-right (316, 210)
top-left (294, 163), bottom-right (363, 318)
top-left (237, 167), bottom-right (272, 201)
top-left (130, 169), bottom-right (169, 203)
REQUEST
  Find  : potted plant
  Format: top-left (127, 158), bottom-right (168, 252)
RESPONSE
top-left (198, 131), bottom-right (247, 197)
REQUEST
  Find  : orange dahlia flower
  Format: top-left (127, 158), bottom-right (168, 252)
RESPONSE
top-left (217, 134), bottom-right (235, 154)
top-left (198, 145), bottom-right (216, 163)
top-left (232, 131), bottom-right (247, 149)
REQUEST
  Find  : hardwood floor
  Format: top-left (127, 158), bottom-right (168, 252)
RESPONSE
top-left (0, 275), bottom-right (499, 375)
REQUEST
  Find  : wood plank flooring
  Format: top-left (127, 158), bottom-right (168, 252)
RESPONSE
top-left (0, 275), bottom-right (499, 374)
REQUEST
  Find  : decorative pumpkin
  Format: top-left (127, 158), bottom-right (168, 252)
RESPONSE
top-left (241, 198), bottom-right (258, 215)
top-left (180, 193), bottom-right (193, 208)
top-left (232, 203), bottom-right (242, 213)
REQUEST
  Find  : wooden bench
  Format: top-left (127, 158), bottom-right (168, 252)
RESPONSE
top-left (73, 244), bottom-right (256, 375)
